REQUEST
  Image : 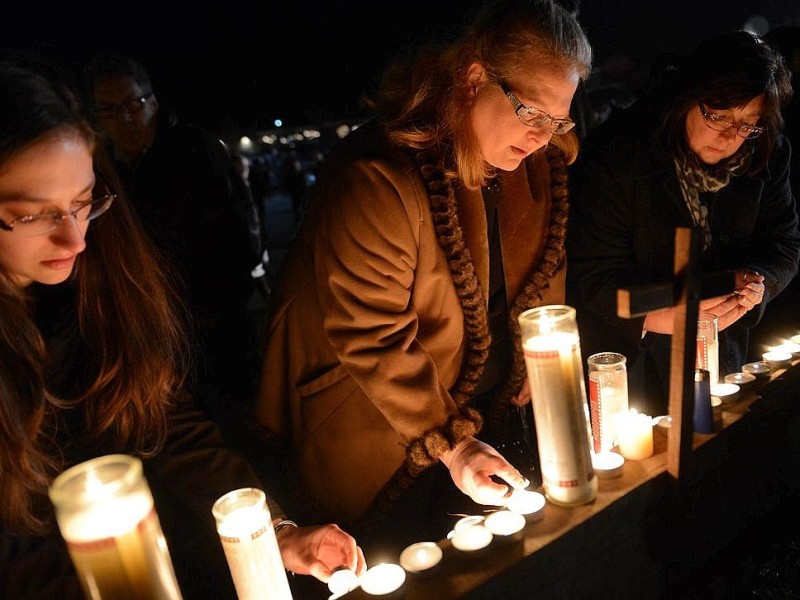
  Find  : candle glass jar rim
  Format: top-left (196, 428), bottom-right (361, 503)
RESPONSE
top-left (587, 351), bottom-right (627, 367)
top-left (212, 487), bottom-right (266, 522)
top-left (518, 304), bottom-right (576, 325)
top-left (48, 453), bottom-right (142, 508)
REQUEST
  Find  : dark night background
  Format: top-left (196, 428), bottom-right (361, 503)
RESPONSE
top-left (2, 1), bottom-right (798, 135)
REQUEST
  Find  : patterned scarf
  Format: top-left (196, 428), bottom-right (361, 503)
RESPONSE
top-left (673, 146), bottom-right (749, 250)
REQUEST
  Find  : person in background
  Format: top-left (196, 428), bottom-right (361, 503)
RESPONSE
top-left (252, 0), bottom-right (592, 551)
top-left (0, 60), bottom-right (364, 599)
top-left (566, 30), bottom-right (800, 415)
top-left (81, 54), bottom-right (266, 419)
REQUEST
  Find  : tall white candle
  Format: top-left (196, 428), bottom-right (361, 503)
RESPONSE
top-left (520, 306), bottom-right (597, 506)
top-left (213, 488), bottom-right (293, 600)
top-left (49, 454), bottom-right (183, 600)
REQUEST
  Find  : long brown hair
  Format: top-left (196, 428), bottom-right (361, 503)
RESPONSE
top-left (0, 61), bottom-right (190, 533)
top-left (368, 0), bottom-right (592, 189)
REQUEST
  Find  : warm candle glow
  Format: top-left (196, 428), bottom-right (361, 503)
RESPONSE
top-left (742, 361), bottom-right (771, 378)
top-left (360, 563), bottom-right (406, 595)
top-left (614, 409), bottom-right (653, 460)
top-left (710, 382), bottom-right (740, 401)
top-left (592, 451), bottom-right (625, 478)
top-left (213, 488), bottom-right (292, 600)
top-left (328, 567), bottom-right (360, 595)
top-left (504, 489), bottom-right (546, 519)
top-left (763, 349), bottom-right (792, 367)
top-left (484, 510), bottom-right (526, 537)
top-left (724, 372), bottom-right (755, 386)
top-left (398, 542), bottom-right (442, 573)
top-left (450, 524), bottom-right (493, 551)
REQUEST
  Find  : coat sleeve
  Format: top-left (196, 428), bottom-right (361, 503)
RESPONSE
top-left (311, 159), bottom-right (468, 451)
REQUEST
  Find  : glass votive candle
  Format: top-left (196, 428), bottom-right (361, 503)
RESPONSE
top-left (484, 510), bottom-right (526, 543)
top-left (591, 451), bottom-right (625, 478)
top-left (763, 350), bottom-right (792, 369)
top-left (742, 361), bottom-right (772, 379)
top-left (360, 563), bottom-right (406, 596)
top-left (398, 541), bottom-right (442, 575)
top-left (504, 489), bottom-right (546, 522)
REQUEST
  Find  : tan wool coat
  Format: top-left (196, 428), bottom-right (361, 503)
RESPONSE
top-left (254, 119), bottom-right (570, 526)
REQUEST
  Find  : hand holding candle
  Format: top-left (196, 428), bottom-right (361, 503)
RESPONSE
top-left (614, 409), bottom-right (654, 460)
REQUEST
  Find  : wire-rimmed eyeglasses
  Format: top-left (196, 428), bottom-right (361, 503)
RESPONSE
top-left (499, 81), bottom-right (575, 135)
top-left (0, 178), bottom-right (116, 237)
top-left (698, 102), bottom-right (765, 139)
top-left (94, 92), bottom-right (153, 120)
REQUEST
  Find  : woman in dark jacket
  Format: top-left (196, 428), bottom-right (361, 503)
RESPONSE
top-left (566, 30), bottom-right (800, 415)
top-left (0, 61), bottom-right (364, 599)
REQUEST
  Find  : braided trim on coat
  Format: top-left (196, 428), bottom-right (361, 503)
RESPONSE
top-left (355, 147), bottom-right (491, 534)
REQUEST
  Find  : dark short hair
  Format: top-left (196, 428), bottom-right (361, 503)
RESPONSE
top-left (654, 30), bottom-right (793, 174)
top-left (82, 54), bottom-right (153, 94)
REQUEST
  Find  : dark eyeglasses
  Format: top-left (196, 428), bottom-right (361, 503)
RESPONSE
top-left (0, 178), bottom-right (116, 237)
top-left (94, 93), bottom-right (153, 120)
top-left (499, 81), bottom-right (575, 135)
top-left (698, 103), bottom-right (765, 139)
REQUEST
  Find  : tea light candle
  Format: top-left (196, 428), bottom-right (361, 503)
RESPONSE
top-left (710, 382), bottom-right (740, 402)
top-left (614, 409), bottom-right (654, 460)
top-left (453, 515), bottom-right (485, 531)
top-left (780, 340), bottom-right (800, 357)
top-left (450, 523), bottom-right (493, 552)
top-left (591, 451), bottom-right (625, 478)
top-left (724, 372), bottom-right (756, 386)
top-left (791, 334), bottom-right (800, 346)
top-left (328, 567), bottom-right (360, 595)
top-left (504, 489), bottom-right (546, 521)
top-left (484, 510), bottom-right (526, 541)
top-left (360, 563), bottom-right (406, 596)
top-left (742, 361), bottom-right (772, 379)
top-left (763, 349), bottom-right (792, 368)
top-left (398, 541), bottom-right (442, 573)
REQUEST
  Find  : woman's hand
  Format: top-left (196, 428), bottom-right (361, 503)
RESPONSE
top-left (642, 293), bottom-right (748, 335)
top-left (276, 523), bottom-right (366, 583)
top-left (733, 269), bottom-right (765, 313)
top-left (510, 379), bottom-right (531, 406)
top-left (440, 437), bottom-right (530, 506)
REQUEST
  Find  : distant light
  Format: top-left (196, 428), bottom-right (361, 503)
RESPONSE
top-left (742, 14), bottom-right (769, 36)
top-left (238, 136), bottom-right (254, 152)
top-left (336, 124), bottom-right (351, 139)
top-left (273, 119), bottom-right (283, 128)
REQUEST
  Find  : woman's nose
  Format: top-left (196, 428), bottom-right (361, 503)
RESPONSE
top-left (50, 217), bottom-right (87, 252)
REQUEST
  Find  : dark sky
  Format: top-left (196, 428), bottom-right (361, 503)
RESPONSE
top-left (2, 1), bottom-right (797, 134)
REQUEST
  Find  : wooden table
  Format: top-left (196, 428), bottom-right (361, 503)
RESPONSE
top-left (315, 359), bottom-right (800, 600)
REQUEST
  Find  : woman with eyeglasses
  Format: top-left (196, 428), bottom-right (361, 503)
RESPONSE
top-left (0, 61), bottom-right (365, 598)
top-left (566, 30), bottom-right (800, 416)
top-left (252, 0), bottom-right (592, 550)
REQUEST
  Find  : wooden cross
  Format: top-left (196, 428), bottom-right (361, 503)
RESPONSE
top-left (616, 227), bottom-right (734, 482)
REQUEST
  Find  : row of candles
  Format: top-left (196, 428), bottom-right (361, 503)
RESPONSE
top-left (46, 309), bottom-right (800, 599)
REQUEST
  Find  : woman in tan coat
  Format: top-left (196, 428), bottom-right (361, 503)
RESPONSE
top-left (254, 0), bottom-right (592, 546)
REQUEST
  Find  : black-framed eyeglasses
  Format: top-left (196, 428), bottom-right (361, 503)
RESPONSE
top-left (499, 81), bottom-right (575, 135)
top-left (0, 178), bottom-right (116, 237)
top-left (94, 92), bottom-right (153, 120)
top-left (698, 102), bottom-right (765, 139)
